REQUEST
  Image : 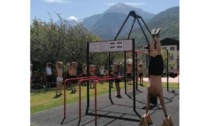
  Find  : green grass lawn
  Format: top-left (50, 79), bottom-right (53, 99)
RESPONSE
top-left (31, 81), bottom-right (178, 114)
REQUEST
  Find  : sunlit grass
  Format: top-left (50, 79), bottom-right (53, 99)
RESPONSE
top-left (31, 81), bottom-right (178, 113)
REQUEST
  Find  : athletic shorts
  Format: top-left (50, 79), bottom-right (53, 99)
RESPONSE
top-left (99, 74), bottom-right (104, 77)
top-left (115, 78), bottom-right (121, 83)
top-left (57, 77), bottom-right (63, 82)
top-left (148, 55), bottom-right (164, 76)
top-left (110, 74), bottom-right (114, 82)
top-left (127, 73), bottom-right (132, 78)
top-left (70, 75), bottom-right (77, 83)
top-left (139, 73), bottom-right (143, 77)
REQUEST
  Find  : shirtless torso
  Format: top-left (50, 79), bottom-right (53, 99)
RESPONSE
top-left (57, 66), bottom-right (63, 77)
top-left (148, 75), bottom-right (163, 96)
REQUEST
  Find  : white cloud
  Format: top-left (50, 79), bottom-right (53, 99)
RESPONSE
top-left (68, 16), bottom-right (78, 21)
top-left (45, 0), bottom-right (70, 3)
top-left (105, 2), bottom-right (146, 7)
top-left (125, 2), bottom-right (146, 6)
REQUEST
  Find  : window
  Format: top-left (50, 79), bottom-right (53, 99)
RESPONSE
top-left (170, 55), bottom-right (174, 60)
top-left (177, 59), bottom-right (179, 64)
top-left (170, 46), bottom-right (175, 51)
top-left (162, 47), bottom-right (167, 50)
top-left (162, 47), bottom-right (166, 49)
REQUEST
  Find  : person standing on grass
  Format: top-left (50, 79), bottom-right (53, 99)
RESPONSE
top-left (45, 62), bottom-right (52, 90)
top-left (55, 61), bottom-right (63, 97)
top-left (66, 63), bottom-right (71, 90)
top-left (126, 62), bottom-right (132, 85)
top-left (143, 28), bottom-right (169, 121)
top-left (82, 64), bottom-right (87, 86)
top-left (89, 65), bottom-right (96, 88)
top-left (138, 63), bottom-right (144, 86)
top-left (69, 62), bottom-right (77, 93)
top-left (109, 65), bottom-right (114, 88)
top-left (114, 64), bottom-right (122, 98)
top-left (99, 65), bottom-right (105, 84)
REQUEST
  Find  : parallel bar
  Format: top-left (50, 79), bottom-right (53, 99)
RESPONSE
top-left (62, 77), bottom-right (90, 124)
top-left (61, 80), bottom-right (66, 124)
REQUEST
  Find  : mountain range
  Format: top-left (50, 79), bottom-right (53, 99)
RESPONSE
top-left (57, 3), bottom-right (179, 42)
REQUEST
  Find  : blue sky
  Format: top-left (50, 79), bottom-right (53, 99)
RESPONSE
top-left (31, 0), bottom-right (179, 22)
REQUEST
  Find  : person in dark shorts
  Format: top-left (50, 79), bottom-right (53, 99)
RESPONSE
top-left (65, 63), bottom-right (71, 90)
top-left (89, 65), bottom-right (96, 88)
top-left (114, 64), bottom-right (122, 98)
top-left (109, 65), bottom-right (114, 88)
top-left (82, 64), bottom-right (87, 86)
top-left (55, 61), bottom-right (63, 97)
top-left (138, 63), bottom-right (144, 86)
top-left (144, 28), bottom-right (169, 120)
top-left (126, 63), bottom-right (132, 85)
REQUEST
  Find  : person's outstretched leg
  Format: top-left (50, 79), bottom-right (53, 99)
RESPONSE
top-left (150, 29), bottom-right (156, 57)
top-left (56, 81), bottom-right (59, 96)
top-left (59, 81), bottom-right (62, 95)
top-left (155, 28), bottom-right (162, 55)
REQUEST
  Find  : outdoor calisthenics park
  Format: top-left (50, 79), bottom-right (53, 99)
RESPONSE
top-left (31, 11), bottom-right (179, 126)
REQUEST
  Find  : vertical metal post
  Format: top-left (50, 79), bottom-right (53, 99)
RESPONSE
top-left (78, 81), bottom-right (82, 124)
top-left (61, 80), bottom-right (66, 124)
top-left (135, 52), bottom-right (138, 90)
top-left (124, 51), bottom-right (127, 94)
top-left (94, 81), bottom-right (97, 126)
top-left (86, 42), bottom-right (90, 114)
top-left (167, 49), bottom-right (169, 92)
top-left (132, 39), bottom-right (136, 111)
top-left (108, 52), bottom-right (113, 104)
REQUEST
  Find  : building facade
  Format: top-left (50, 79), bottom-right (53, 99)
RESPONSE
top-left (161, 38), bottom-right (179, 71)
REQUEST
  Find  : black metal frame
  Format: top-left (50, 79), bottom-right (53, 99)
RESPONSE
top-left (166, 49), bottom-right (169, 92)
top-left (86, 39), bottom-right (138, 117)
top-left (61, 11), bottom-right (171, 125)
top-left (114, 11), bottom-right (155, 94)
top-left (85, 11), bottom-right (155, 119)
